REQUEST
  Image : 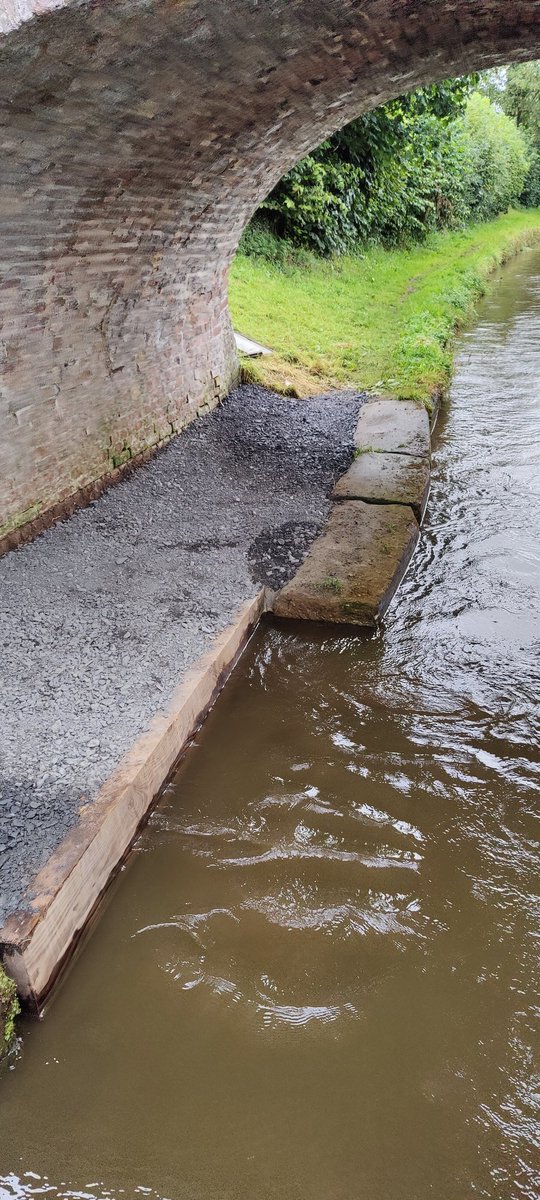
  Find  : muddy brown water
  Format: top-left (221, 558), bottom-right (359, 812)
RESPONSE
top-left (1, 249), bottom-right (540, 1200)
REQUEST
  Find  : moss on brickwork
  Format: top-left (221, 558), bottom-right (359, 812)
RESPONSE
top-left (111, 446), bottom-right (133, 469)
top-left (0, 502), bottom-right (43, 541)
top-left (0, 966), bottom-right (20, 1057)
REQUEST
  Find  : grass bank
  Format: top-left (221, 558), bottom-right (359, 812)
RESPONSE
top-left (229, 209), bottom-right (540, 404)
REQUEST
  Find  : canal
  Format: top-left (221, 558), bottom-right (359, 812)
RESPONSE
top-left (1, 247), bottom-right (539, 1200)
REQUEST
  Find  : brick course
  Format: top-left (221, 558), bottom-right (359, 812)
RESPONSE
top-left (1, 0), bottom-right (540, 537)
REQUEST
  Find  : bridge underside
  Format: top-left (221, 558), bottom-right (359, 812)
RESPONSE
top-left (1, 0), bottom-right (540, 538)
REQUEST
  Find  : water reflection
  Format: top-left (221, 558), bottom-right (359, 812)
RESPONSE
top-left (1, 250), bottom-right (540, 1200)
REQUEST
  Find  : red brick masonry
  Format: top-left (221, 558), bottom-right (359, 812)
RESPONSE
top-left (1, 0), bottom-right (540, 538)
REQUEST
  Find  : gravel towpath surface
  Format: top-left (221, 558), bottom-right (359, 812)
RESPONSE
top-left (0, 384), bottom-right (361, 925)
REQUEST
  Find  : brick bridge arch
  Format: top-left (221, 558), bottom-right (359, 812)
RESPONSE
top-left (1, 0), bottom-right (540, 540)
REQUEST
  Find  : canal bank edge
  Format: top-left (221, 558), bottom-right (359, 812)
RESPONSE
top-left (3, 229), bottom-right (540, 1031)
top-left (0, 591), bottom-right (267, 1008)
top-left (0, 400), bottom-right (433, 1014)
top-left (3, 230), bottom-right (539, 1022)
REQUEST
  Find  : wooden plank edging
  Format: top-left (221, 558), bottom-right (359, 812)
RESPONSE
top-left (0, 591), bottom-right (266, 1007)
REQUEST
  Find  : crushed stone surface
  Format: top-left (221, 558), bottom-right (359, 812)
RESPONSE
top-left (0, 384), bottom-right (362, 925)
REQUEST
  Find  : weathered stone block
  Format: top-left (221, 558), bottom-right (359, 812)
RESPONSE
top-left (273, 500), bottom-right (419, 627)
top-left (332, 450), bottom-right (430, 519)
top-left (354, 399), bottom-right (430, 459)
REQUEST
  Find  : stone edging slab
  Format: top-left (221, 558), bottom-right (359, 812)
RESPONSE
top-left (353, 397), bottom-right (431, 458)
top-left (273, 398), bottom-right (432, 627)
top-left (273, 500), bottom-right (419, 625)
top-left (0, 591), bottom-right (266, 1008)
top-left (332, 451), bottom-right (430, 520)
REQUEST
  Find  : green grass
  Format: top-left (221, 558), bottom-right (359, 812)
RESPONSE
top-left (229, 209), bottom-right (540, 404)
top-left (0, 966), bottom-right (19, 1056)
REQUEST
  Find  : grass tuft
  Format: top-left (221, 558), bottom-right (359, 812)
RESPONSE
top-left (0, 966), bottom-right (20, 1056)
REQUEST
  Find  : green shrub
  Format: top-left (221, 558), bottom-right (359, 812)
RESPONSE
top-left (0, 967), bottom-right (19, 1056)
top-left (237, 222), bottom-right (313, 268)
top-left (481, 61), bottom-right (540, 206)
top-left (459, 93), bottom-right (531, 220)
top-left (521, 145), bottom-right (540, 206)
top-left (240, 80), bottom-right (533, 259)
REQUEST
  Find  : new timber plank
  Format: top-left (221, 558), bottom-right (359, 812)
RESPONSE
top-left (0, 592), bottom-right (266, 1007)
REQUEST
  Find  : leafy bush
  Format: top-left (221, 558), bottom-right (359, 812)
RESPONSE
top-left (365, 113), bottom-right (471, 243)
top-left (242, 78), bottom-right (533, 259)
top-left (261, 154), bottom-right (368, 254)
top-left (256, 79), bottom-right (474, 254)
top-left (521, 145), bottom-right (540, 207)
top-left (237, 222), bottom-right (313, 268)
top-left (459, 93), bottom-right (530, 220)
top-left (0, 967), bottom-right (19, 1056)
top-left (482, 61), bottom-right (540, 207)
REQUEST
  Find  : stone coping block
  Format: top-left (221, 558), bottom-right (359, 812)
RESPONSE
top-left (355, 399), bottom-right (430, 459)
top-left (273, 500), bottom-right (419, 627)
top-left (332, 451), bottom-right (430, 520)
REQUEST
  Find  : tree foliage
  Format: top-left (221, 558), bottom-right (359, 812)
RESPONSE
top-left (250, 76), bottom-right (533, 256)
top-left (482, 61), bottom-right (540, 205)
top-left (498, 62), bottom-right (540, 144)
top-left (459, 93), bottom-right (530, 219)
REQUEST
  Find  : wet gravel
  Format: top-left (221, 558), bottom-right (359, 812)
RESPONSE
top-left (248, 520), bottom-right (322, 591)
top-left (0, 384), bottom-right (362, 923)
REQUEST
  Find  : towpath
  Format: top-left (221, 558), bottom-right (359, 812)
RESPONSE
top-left (0, 385), bottom-right (360, 926)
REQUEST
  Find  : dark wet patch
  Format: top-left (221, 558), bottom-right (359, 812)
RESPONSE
top-left (248, 521), bottom-right (321, 590)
